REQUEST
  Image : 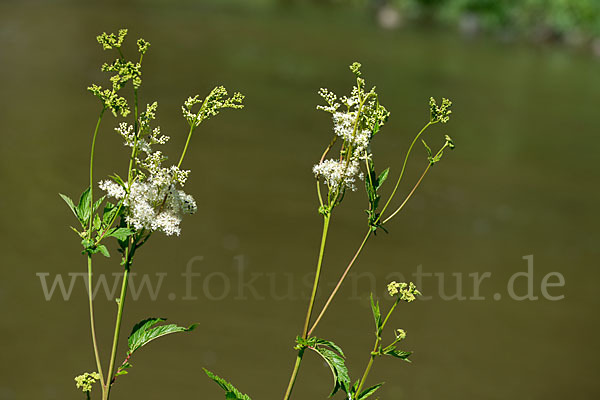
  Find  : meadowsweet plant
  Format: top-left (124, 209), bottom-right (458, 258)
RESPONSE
top-left (62, 29), bottom-right (243, 400)
top-left (203, 62), bottom-right (454, 399)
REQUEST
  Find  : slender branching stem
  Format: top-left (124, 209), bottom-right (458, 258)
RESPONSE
top-left (382, 164), bottom-right (430, 224)
top-left (308, 229), bottom-right (371, 336)
top-left (87, 255), bottom-right (105, 397)
top-left (356, 298), bottom-right (400, 395)
top-left (177, 124), bottom-right (195, 169)
top-left (104, 254), bottom-right (131, 400)
top-left (86, 108), bottom-right (106, 395)
top-left (283, 214), bottom-right (331, 400)
top-left (283, 349), bottom-right (305, 400)
top-left (302, 214), bottom-right (331, 339)
top-left (88, 108), bottom-right (106, 236)
top-left (376, 121), bottom-right (434, 224)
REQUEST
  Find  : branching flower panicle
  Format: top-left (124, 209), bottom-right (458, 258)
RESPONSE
top-left (313, 62), bottom-right (389, 203)
top-left (183, 86), bottom-right (245, 128)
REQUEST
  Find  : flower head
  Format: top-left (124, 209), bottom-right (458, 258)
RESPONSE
top-left (387, 281), bottom-right (422, 302)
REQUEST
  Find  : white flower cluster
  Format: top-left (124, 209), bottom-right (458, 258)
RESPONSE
top-left (313, 102), bottom-right (371, 192)
top-left (99, 178), bottom-right (197, 236)
top-left (124, 180), bottom-right (197, 236)
top-left (312, 158), bottom-right (362, 192)
top-left (100, 102), bottom-right (197, 236)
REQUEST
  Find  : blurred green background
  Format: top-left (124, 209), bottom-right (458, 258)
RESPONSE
top-left (1, 0), bottom-right (599, 399)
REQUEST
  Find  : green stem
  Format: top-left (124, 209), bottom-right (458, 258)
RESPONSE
top-left (86, 108), bottom-right (105, 396)
top-left (283, 349), bottom-right (305, 400)
top-left (283, 214), bottom-right (331, 400)
top-left (88, 108), bottom-right (106, 236)
top-left (356, 298), bottom-right (400, 395)
top-left (177, 124), bottom-right (195, 169)
top-left (382, 164), bottom-right (431, 225)
top-left (377, 121), bottom-right (433, 224)
top-left (301, 214), bottom-right (331, 339)
top-left (87, 255), bottom-right (105, 398)
top-left (104, 259), bottom-right (131, 400)
top-left (308, 228), bottom-right (371, 336)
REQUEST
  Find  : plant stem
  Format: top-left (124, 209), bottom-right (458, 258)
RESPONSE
top-left (87, 255), bottom-right (105, 398)
top-left (104, 260), bottom-right (131, 400)
top-left (283, 349), bottom-right (305, 400)
top-left (308, 229), bottom-right (371, 336)
top-left (356, 298), bottom-right (400, 395)
top-left (382, 164), bottom-right (431, 224)
top-left (301, 214), bottom-right (331, 339)
top-left (177, 124), bottom-right (195, 169)
top-left (377, 121), bottom-right (433, 224)
top-left (88, 108), bottom-right (106, 236)
top-left (86, 108), bottom-right (105, 395)
top-left (283, 214), bottom-right (331, 400)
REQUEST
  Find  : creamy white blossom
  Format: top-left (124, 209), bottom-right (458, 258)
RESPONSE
top-left (99, 179), bottom-right (126, 199)
top-left (313, 158), bottom-right (362, 191)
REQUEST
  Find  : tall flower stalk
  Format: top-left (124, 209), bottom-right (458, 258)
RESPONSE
top-left (203, 62), bottom-right (455, 400)
top-left (61, 29), bottom-right (243, 400)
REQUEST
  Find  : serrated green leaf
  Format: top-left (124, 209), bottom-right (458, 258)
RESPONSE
top-left (102, 201), bottom-right (119, 226)
top-left (204, 369), bottom-right (252, 400)
top-left (383, 347), bottom-right (412, 362)
top-left (59, 193), bottom-right (78, 220)
top-left (358, 383), bottom-right (384, 400)
top-left (107, 227), bottom-right (134, 241)
top-left (92, 196), bottom-right (105, 214)
top-left (76, 187), bottom-right (92, 225)
top-left (311, 346), bottom-right (350, 397)
top-left (128, 317), bottom-right (196, 354)
top-left (93, 214), bottom-right (102, 232)
top-left (375, 167), bottom-right (389, 191)
top-left (314, 338), bottom-right (345, 357)
top-left (97, 244), bottom-right (110, 258)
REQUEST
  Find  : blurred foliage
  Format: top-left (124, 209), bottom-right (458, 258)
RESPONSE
top-left (273, 0), bottom-right (600, 42)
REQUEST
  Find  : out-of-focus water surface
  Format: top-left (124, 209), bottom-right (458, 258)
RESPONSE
top-left (0, 1), bottom-right (599, 399)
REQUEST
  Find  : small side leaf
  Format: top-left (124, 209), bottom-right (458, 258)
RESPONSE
top-left (204, 369), bottom-right (252, 400)
top-left (128, 317), bottom-right (196, 354)
top-left (59, 193), bottom-right (78, 220)
top-left (106, 227), bottom-right (135, 241)
top-left (370, 293), bottom-right (382, 332)
top-left (358, 383), bottom-right (384, 400)
top-left (76, 187), bottom-right (92, 225)
top-left (383, 347), bottom-right (412, 362)
top-left (97, 245), bottom-right (110, 258)
top-left (375, 167), bottom-right (389, 191)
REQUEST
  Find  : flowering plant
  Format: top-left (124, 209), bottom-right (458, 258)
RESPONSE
top-left (204, 62), bottom-right (454, 400)
top-left (61, 29), bottom-right (243, 400)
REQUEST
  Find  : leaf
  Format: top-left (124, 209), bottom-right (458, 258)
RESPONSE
top-left (93, 214), bottom-right (102, 232)
top-left (106, 227), bottom-right (134, 241)
top-left (314, 338), bottom-right (345, 357)
top-left (92, 196), bottom-right (105, 214)
top-left (311, 345), bottom-right (350, 396)
top-left (383, 347), bottom-right (412, 362)
top-left (102, 201), bottom-right (119, 226)
top-left (370, 293), bottom-right (382, 332)
top-left (421, 139), bottom-right (432, 157)
top-left (358, 383), bottom-right (384, 400)
top-left (375, 167), bottom-right (389, 191)
top-left (128, 317), bottom-right (196, 354)
top-left (76, 187), bottom-right (92, 225)
top-left (204, 369), bottom-right (252, 400)
top-left (97, 244), bottom-right (110, 258)
top-left (59, 193), bottom-right (78, 219)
